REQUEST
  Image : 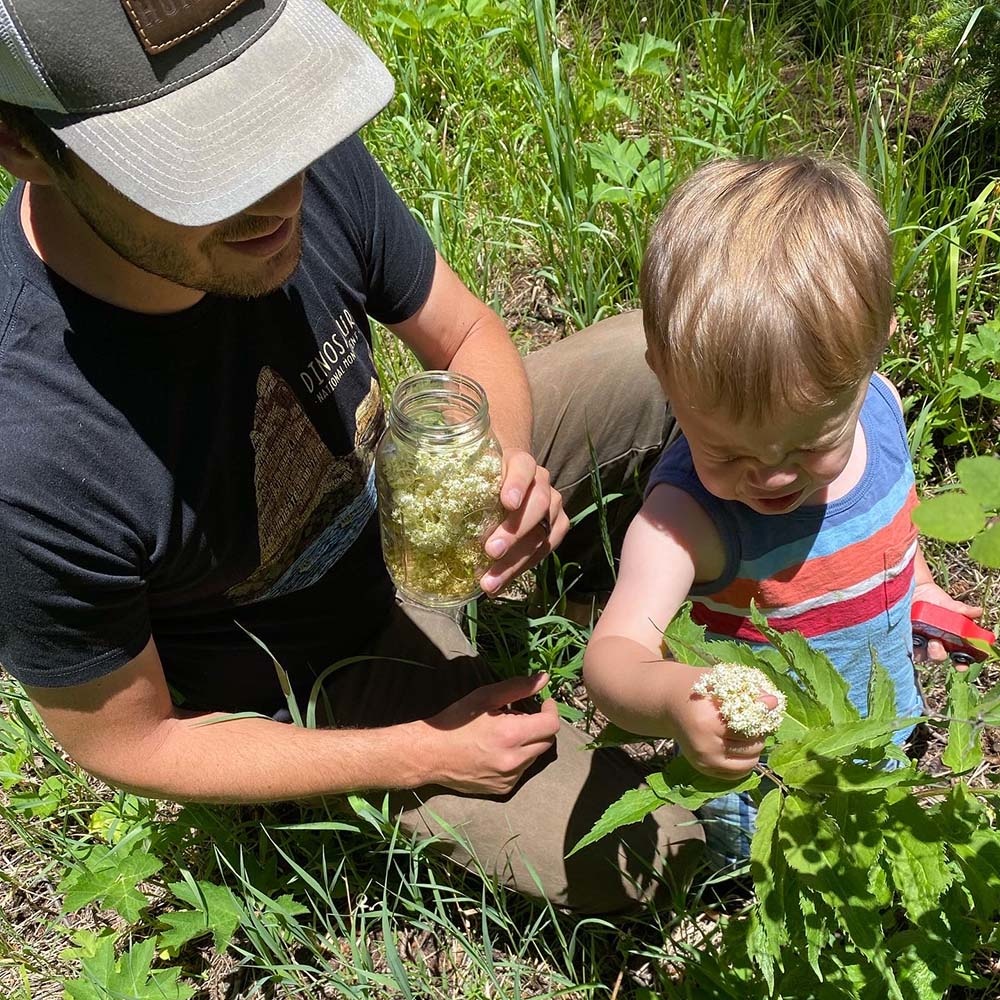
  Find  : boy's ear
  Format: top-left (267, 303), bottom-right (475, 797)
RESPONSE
top-left (888, 315), bottom-right (898, 338)
top-left (0, 123), bottom-right (59, 186)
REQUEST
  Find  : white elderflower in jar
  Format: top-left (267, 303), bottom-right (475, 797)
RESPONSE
top-left (692, 663), bottom-right (787, 738)
top-left (375, 371), bottom-right (503, 608)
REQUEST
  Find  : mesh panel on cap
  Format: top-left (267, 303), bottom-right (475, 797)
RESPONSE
top-left (0, 6), bottom-right (64, 111)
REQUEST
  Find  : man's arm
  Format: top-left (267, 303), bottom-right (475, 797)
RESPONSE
top-left (388, 252), bottom-right (569, 594)
top-left (25, 637), bottom-right (559, 803)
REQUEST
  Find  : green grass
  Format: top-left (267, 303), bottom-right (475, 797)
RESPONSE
top-left (2, 0), bottom-right (999, 996)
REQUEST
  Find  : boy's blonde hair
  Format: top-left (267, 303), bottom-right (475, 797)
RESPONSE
top-left (640, 156), bottom-right (893, 423)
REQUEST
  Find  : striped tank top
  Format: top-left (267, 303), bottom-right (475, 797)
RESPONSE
top-left (648, 376), bottom-right (922, 720)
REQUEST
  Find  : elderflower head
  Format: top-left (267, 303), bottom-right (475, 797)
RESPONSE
top-left (379, 438), bottom-right (503, 603)
top-left (692, 663), bottom-right (787, 738)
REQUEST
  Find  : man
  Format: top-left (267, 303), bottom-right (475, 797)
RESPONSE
top-left (0, 0), bottom-right (703, 913)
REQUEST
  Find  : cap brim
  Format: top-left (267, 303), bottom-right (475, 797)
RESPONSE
top-left (41, 0), bottom-right (393, 226)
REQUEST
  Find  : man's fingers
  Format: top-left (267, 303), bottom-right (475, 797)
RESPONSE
top-left (500, 450), bottom-right (537, 511)
top-left (473, 672), bottom-right (549, 712)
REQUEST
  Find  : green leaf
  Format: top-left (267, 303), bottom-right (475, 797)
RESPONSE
top-left (969, 521), bottom-right (1000, 568)
top-left (59, 846), bottom-right (162, 923)
top-left (157, 880), bottom-right (244, 952)
top-left (749, 606), bottom-right (858, 723)
top-left (650, 755), bottom-right (760, 810)
top-left (778, 794), bottom-right (904, 999)
top-left (911, 493), bottom-right (987, 541)
top-left (567, 784), bottom-right (667, 856)
top-left (63, 936), bottom-right (194, 1000)
top-left (935, 784), bottom-right (1000, 914)
top-left (942, 667), bottom-right (983, 773)
top-left (956, 455), bottom-right (1000, 509)
top-left (746, 789), bottom-right (784, 991)
top-left (776, 756), bottom-right (918, 794)
top-left (866, 650), bottom-right (898, 722)
top-left (662, 603), bottom-right (712, 665)
top-left (768, 716), bottom-right (922, 777)
top-left (882, 791), bottom-right (953, 921)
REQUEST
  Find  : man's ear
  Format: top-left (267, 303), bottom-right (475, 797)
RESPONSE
top-left (0, 123), bottom-right (59, 185)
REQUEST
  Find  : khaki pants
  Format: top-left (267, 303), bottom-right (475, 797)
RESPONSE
top-left (322, 313), bottom-right (704, 914)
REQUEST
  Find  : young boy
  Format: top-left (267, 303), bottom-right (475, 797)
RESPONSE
top-left (583, 156), bottom-right (981, 865)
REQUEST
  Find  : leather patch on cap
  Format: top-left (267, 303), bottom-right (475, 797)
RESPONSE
top-left (121, 0), bottom-right (252, 54)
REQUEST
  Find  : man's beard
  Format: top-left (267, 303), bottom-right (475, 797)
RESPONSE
top-left (63, 178), bottom-right (303, 300)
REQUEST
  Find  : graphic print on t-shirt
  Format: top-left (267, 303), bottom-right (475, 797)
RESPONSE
top-left (225, 367), bottom-right (384, 605)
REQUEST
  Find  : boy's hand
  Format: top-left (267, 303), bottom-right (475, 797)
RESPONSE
top-left (912, 580), bottom-right (983, 669)
top-left (671, 669), bottom-right (774, 780)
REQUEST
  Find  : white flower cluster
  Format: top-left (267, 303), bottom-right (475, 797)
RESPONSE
top-left (692, 663), bottom-right (787, 738)
top-left (380, 439), bottom-right (503, 602)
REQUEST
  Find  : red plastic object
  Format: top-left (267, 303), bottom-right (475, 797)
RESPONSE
top-left (911, 601), bottom-right (996, 664)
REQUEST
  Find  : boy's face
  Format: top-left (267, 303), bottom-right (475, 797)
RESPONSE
top-left (667, 383), bottom-right (867, 516)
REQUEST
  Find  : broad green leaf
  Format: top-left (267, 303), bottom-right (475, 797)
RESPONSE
top-left (650, 755), bottom-right (760, 810)
top-left (662, 603), bottom-right (712, 665)
top-left (749, 606), bottom-right (858, 723)
top-left (63, 937), bottom-right (194, 1000)
top-left (866, 650), bottom-right (897, 722)
top-left (936, 784), bottom-right (1000, 914)
top-left (956, 455), bottom-right (1000, 508)
top-left (969, 521), bottom-right (1000, 568)
top-left (978, 683), bottom-right (1000, 724)
top-left (942, 667), bottom-right (983, 773)
top-left (776, 756), bottom-right (917, 794)
top-left (768, 717), bottom-right (921, 776)
top-left (567, 784), bottom-right (667, 856)
top-left (882, 792), bottom-right (953, 921)
top-left (746, 789), bottom-right (784, 991)
top-left (889, 930), bottom-right (949, 1000)
top-left (911, 493), bottom-right (986, 541)
top-left (59, 846), bottom-right (162, 923)
top-left (779, 794), bottom-right (903, 1000)
top-left (157, 881), bottom-right (244, 952)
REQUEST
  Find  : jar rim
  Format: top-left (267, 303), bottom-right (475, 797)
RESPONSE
top-left (388, 370), bottom-right (491, 445)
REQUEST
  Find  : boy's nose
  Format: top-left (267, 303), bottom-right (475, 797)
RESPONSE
top-left (748, 465), bottom-right (799, 491)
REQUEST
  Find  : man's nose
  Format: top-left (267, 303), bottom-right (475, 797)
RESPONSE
top-left (245, 172), bottom-right (306, 218)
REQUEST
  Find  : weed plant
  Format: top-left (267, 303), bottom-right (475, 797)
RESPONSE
top-left (2, 0), bottom-right (999, 997)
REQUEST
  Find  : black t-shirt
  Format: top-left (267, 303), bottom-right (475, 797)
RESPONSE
top-left (0, 136), bottom-right (436, 712)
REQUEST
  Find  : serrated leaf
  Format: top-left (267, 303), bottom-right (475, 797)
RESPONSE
top-left (662, 603), bottom-right (712, 665)
top-left (776, 756), bottom-right (918, 793)
top-left (969, 521), bottom-right (1000, 568)
top-left (942, 667), bottom-right (983, 773)
top-left (882, 792), bottom-right (953, 921)
top-left (650, 755), bottom-right (760, 809)
top-left (567, 784), bottom-right (667, 856)
top-left (158, 881), bottom-right (243, 952)
top-left (768, 716), bottom-right (921, 776)
top-left (867, 650), bottom-right (898, 722)
top-left (778, 794), bottom-right (904, 999)
top-left (63, 936), bottom-right (194, 1000)
top-left (747, 789), bottom-right (784, 991)
top-left (956, 455), bottom-right (1000, 508)
top-left (749, 606), bottom-right (858, 723)
top-left (59, 846), bottom-right (162, 923)
top-left (911, 493), bottom-right (987, 541)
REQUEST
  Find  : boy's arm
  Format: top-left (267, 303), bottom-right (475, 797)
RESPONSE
top-left (584, 485), bottom-right (768, 779)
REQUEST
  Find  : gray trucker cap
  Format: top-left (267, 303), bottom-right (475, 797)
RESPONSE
top-left (0, 0), bottom-right (394, 225)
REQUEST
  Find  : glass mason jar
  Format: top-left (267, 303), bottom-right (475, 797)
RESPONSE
top-left (375, 371), bottom-right (504, 608)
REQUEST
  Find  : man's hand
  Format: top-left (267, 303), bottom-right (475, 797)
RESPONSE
top-left (912, 580), bottom-right (984, 670)
top-left (479, 449), bottom-right (569, 595)
top-left (417, 672), bottom-right (560, 795)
